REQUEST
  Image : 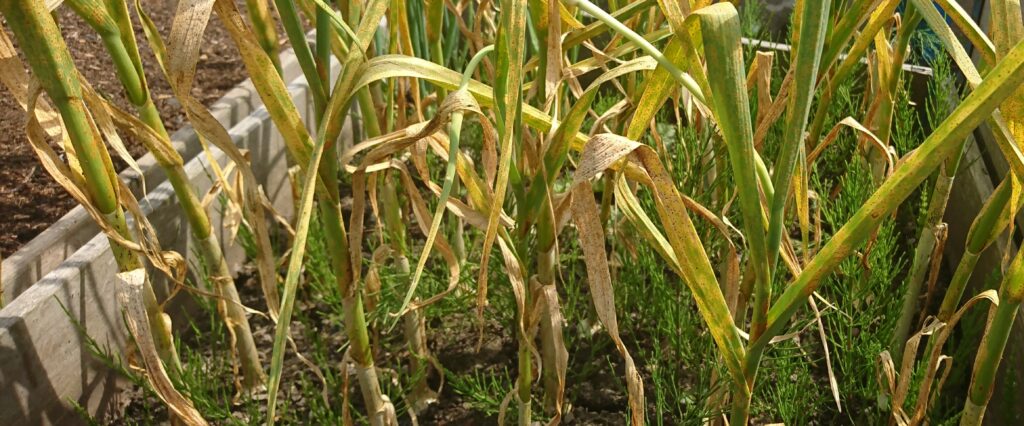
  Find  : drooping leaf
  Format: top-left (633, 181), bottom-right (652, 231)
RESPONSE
top-left (572, 133), bottom-right (746, 393)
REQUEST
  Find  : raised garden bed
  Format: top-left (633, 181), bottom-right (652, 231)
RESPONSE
top-left (4, 1), bottom-right (1024, 425)
top-left (97, 50), bottom-right (990, 426)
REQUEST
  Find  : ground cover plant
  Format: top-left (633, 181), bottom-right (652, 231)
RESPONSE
top-left (5, 0), bottom-right (1024, 424)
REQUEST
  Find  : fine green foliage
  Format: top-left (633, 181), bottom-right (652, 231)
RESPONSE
top-left (8, 0), bottom-right (1024, 425)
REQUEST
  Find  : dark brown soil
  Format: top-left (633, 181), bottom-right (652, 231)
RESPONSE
top-left (0, 1), bottom-right (252, 258)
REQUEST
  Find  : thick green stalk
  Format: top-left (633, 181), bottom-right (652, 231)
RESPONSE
top-left (887, 8), bottom-right (943, 345)
top-left (316, 5), bottom-right (332, 86)
top-left (67, 0), bottom-right (264, 387)
top-left (319, 106), bottom-right (389, 423)
top-left (534, 120), bottom-right (564, 414)
top-left (961, 249), bottom-right (1024, 425)
top-left (535, 241), bottom-right (560, 413)
top-left (267, 97), bottom-right (343, 423)
top-left (345, 292), bottom-right (388, 424)
top-left (63, 0), bottom-right (144, 105)
top-left (212, 0), bottom-right (391, 419)
top-left (402, 292), bottom-right (434, 412)
top-left (426, 0), bottom-right (446, 100)
top-left (172, 166), bottom-right (265, 388)
top-left (66, 0), bottom-right (164, 138)
top-left (373, 129), bottom-right (438, 412)
top-left (1, 0), bottom-right (180, 370)
top-left (730, 380), bottom-right (753, 426)
top-left (100, 0), bottom-right (169, 138)
top-left (890, 141), bottom-right (965, 363)
top-left (941, 252), bottom-right (981, 316)
top-left (313, 2), bottom-right (392, 421)
top-left (357, 88), bottom-right (381, 137)
top-left (518, 324), bottom-right (532, 425)
top-left (449, 177), bottom-right (466, 262)
top-left (246, 0), bottom-right (282, 73)
top-left (749, 31), bottom-right (1024, 384)
top-left (937, 176), bottom-right (1020, 321)
top-left (381, 176), bottom-right (409, 259)
top-left (534, 132), bottom-right (563, 413)
top-left (138, 99), bottom-right (169, 139)
top-left (381, 175), bottom-right (434, 412)
top-left (314, 0), bottom-right (383, 140)
top-left (318, 149), bottom-right (390, 424)
top-left (764, 0), bottom-right (830, 324)
top-left (274, 0), bottom-right (328, 114)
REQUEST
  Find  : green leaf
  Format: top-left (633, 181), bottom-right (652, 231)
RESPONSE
top-left (479, 0), bottom-right (528, 324)
top-left (757, 31), bottom-right (1024, 357)
top-left (765, 0), bottom-right (830, 274)
top-left (691, 3), bottom-right (771, 340)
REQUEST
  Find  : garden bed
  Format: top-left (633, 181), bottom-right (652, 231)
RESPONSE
top-left (102, 52), bottom-right (979, 425)
top-left (4, 1), bottom-right (1024, 425)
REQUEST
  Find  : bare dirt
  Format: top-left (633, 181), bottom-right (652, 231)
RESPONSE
top-left (0, 0), bottom-right (251, 258)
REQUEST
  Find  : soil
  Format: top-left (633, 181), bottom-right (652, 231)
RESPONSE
top-left (0, 1), bottom-right (252, 258)
top-left (115, 267), bottom-right (642, 425)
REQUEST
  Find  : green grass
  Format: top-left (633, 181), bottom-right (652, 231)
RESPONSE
top-left (448, 367), bottom-right (516, 416)
top-left (812, 160), bottom-right (909, 422)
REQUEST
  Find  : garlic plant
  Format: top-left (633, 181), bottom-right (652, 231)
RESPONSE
top-left (4, 0), bottom-right (1024, 424)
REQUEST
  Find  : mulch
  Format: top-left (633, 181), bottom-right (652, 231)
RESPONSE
top-left (0, 0), bottom-right (253, 258)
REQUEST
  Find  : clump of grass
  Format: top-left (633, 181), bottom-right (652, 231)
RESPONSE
top-left (448, 367), bottom-right (516, 417)
top-left (815, 160), bottom-right (909, 421)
